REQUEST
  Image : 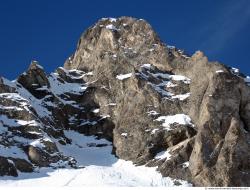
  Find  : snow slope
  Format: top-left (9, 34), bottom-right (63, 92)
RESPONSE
top-left (0, 131), bottom-right (191, 187)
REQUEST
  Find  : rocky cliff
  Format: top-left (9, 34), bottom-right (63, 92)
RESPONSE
top-left (0, 17), bottom-right (249, 186)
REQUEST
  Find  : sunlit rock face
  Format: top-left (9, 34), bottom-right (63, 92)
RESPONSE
top-left (0, 17), bottom-right (249, 187)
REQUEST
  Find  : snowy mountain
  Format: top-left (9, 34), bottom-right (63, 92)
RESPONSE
top-left (0, 17), bottom-right (250, 187)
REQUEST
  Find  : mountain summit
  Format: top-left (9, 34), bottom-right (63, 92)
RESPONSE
top-left (0, 17), bottom-right (249, 187)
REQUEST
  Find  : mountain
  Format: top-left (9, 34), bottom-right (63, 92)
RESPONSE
top-left (0, 17), bottom-right (249, 187)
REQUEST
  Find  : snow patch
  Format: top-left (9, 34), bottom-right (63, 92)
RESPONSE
top-left (151, 128), bottom-right (159, 134)
top-left (231, 67), bottom-right (239, 73)
top-left (106, 103), bottom-right (116, 106)
top-left (92, 108), bottom-right (100, 113)
top-left (172, 93), bottom-right (190, 101)
top-left (106, 24), bottom-right (117, 30)
top-left (244, 76), bottom-right (250, 84)
top-left (141, 64), bottom-right (151, 69)
top-left (0, 144), bottom-right (28, 159)
top-left (48, 73), bottom-right (87, 96)
top-left (182, 161), bottom-right (189, 168)
top-left (116, 73), bottom-right (132, 80)
top-left (155, 150), bottom-right (171, 160)
top-left (216, 70), bottom-right (224, 73)
top-left (109, 18), bottom-right (117, 22)
top-left (155, 114), bottom-right (193, 130)
top-left (170, 75), bottom-right (191, 84)
top-left (1, 77), bottom-right (16, 88)
top-left (165, 81), bottom-right (178, 88)
top-left (147, 110), bottom-right (159, 116)
top-left (121, 133), bottom-right (127, 137)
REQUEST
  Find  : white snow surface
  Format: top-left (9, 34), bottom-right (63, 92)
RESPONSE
top-left (121, 133), bottom-right (128, 137)
top-left (147, 110), bottom-right (160, 116)
top-left (231, 67), bottom-right (239, 73)
top-left (116, 73), bottom-right (133, 80)
top-left (155, 114), bottom-right (193, 130)
top-left (245, 76), bottom-right (250, 84)
top-left (155, 150), bottom-right (172, 160)
top-left (171, 93), bottom-right (191, 101)
top-left (0, 130), bottom-right (191, 187)
top-left (48, 73), bottom-right (87, 96)
top-left (141, 64), bottom-right (151, 69)
top-left (170, 75), bottom-right (191, 84)
top-left (182, 161), bottom-right (190, 168)
top-left (92, 108), bottom-right (100, 113)
top-left (216, 70), bottom-right (224, 73)
top-left (0, 145), bottom-right (28, 160)
top-left (105, 24), bottom-right (117, 30)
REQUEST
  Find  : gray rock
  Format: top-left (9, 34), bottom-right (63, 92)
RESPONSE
top-left (0, 156), bottom-right (18, 177)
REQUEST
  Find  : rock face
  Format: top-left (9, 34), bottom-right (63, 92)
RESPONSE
top-left (0, 17), bottom-right (249, 186)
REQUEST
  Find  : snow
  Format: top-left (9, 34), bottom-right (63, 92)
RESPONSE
top-left (57, 130), bottom-right (114, 167)
top-left (92, 108), bottom-right (100, 113)
top-left (152, 72), bottom-right (171, 79)
top-left (0, 130), bottom-right (191, 187)
top-left (100, 115), bottom-right (111, 119)
top-left (141, 64), bottom-right (151, 69)
top-left (0, 93), bottom-right (29, 108)
top-left (48, 73), bottom-right (87, 96)
top-left (167, 45), bottom-right (175, 49)
top-left (0, 115), bottom-right (21, 127)
top-left (7, 159), bottom-right (15, 165)
top-left (231, 67), bottom-right (239, 73)
top-left (35, 64), bottom-right (44, 70)
top-left (149, 82), bottom-right (173, 97)
top-left (116, 73), bottom-right (133, 80)
top-left (152, 72), bottom-right (191, 84)
top-left (109, 18), bottom-right (117, 22)
top-left (106, 103), bottom-right (116, 106)
top-left (79, 120), bottom-right (97, 126)
top-left (170, 75), bottom-right (191, 84)
top-left (155, 114), bottom-right (193, 130)
top-left (216, 70), bottom-right (224, 73)
top-left (182, 161), bottom-right (189, 168)
top-left (27, 131), bottom-right (42, 135)
top-left (121, 133), bottom-right (127, 137)
top-left (172, 93), bottom-right (191, 101)
top-left (16, 85), bottom-right (52, 118)
top-left (244, 76), bottom-right (250, 84)
top-left (155, 150), bottom-right (172, 160)
top-left (16, 120), bottom-right (38, 126)
top-left (147, 110), bottom-right (159, 116)
top-left (105, 24), bottom-right (117, 30)
top-left (151, 128), bottom-right (159, 134)
top-left (165, 81), bottom-right (177, 88)
top-left (0, 105), bottom-right (23, 111)
top-left (1, 77), bottom-right (16, 88)
top-left (29, 139), bottom-right (46, 149)
top-left (0, 144), bottom-right (28, 160)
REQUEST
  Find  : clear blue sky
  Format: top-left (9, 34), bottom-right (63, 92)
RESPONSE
top-left (0, 0), bottom-right (249, 79)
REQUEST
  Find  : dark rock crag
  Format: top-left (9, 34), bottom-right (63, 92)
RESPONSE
top-left (0, 17), bottom-right (249, 186)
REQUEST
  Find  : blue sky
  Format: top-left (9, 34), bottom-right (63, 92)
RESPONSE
top-left (0, 0), bottom-right (249, 79)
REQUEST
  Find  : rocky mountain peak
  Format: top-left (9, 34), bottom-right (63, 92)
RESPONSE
top-left (64, 17), bottom-right (176, 72)
top-left (0, 17), bottom-right (249, 187)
